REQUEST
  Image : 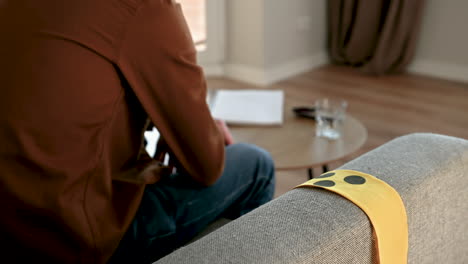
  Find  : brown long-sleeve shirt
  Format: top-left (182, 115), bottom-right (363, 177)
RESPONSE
top-left (0, 0), bottom-right (225, 263)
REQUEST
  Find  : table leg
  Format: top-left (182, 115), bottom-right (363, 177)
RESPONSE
top-left (308, 164), bottom-right (330, 179)
top-left (322, 164), bottom-right (329, 173)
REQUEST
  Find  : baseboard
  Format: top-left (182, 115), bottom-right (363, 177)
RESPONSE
top-left (223, 64), bottom-right (267, 86)
top-left (266, 52), bottom-right (328, 85)
top-left (202, 64), bottom-right (225, 77)
top-left (409, 60), bottom-right (468, 84)
top-left (223, 52), bottom-right (328, 86)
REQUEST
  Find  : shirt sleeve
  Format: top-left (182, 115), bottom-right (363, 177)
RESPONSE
top-left (117, 0), bottom-right (224, 185)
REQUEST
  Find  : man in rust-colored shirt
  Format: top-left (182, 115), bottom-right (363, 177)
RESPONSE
top-left (0, 0), bottom-right (275, 263)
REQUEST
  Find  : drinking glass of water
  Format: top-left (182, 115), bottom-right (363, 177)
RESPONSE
top-left (314, 98), bottom-right (348, 140)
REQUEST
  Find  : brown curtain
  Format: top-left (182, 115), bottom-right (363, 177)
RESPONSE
top-left (328, 0), bottom-right (425, 74)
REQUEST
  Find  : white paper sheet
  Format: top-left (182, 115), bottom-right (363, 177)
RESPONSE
top-left (144, 127), bottom-right (160, 157)
top-left (211, 90), bottom-right (284, 125)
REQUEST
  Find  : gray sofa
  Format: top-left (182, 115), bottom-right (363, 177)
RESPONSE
top-left (156, 133), bottom-right (468, 264)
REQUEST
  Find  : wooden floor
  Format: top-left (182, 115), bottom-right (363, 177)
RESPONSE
top-left (207, 65), bottom-right (468, 197)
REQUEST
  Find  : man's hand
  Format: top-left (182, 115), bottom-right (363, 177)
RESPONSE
top-left (215, 119), bottom-right (234, 146)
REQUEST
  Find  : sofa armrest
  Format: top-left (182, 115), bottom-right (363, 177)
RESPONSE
top-left (156, 133), bottom-right (468, 264)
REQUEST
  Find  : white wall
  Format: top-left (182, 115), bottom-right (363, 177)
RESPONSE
top-left (223, 0), bottom-right (327, 86)
top-left (225, 0), bottom-right (265, 68)
top-left (264, 0), bottom-right (326, 68)
top-left (409, 0), bottom-right (468, 83)
top-left (211, 0), bottom-right (468, 85)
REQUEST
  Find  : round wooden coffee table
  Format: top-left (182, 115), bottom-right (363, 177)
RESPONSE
top-left (229, 101), bottom-right (367, 176)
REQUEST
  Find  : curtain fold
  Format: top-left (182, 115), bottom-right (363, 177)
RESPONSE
top-left (328, 0), bottom-right (425, 74)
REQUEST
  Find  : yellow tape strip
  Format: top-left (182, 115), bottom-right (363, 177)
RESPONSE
top-left (296, 170), bottom-right (408, 264)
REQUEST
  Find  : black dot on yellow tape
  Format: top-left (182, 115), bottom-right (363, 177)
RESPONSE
top-left (313, 180), bottom-right (335, 187)
top-left (317, 172), bottom-right (335, 178)
top-left (344, 175), bottom-right (366, 185)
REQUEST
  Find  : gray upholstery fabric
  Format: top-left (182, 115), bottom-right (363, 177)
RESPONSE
top-left (188, 218), bottom-right (231, 243)
top-left (156, 133), bottom-right (468, 264)
top-left (341, 133), bottom-right (468, 264)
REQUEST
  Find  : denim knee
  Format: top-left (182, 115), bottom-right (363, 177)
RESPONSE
top-left (227, 143), bottom-right (275, 188)
top-left (230, 142), bottom-right (273, 169)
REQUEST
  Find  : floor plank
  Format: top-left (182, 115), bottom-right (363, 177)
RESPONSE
top-left (207, 65), bottom-right (468, 197)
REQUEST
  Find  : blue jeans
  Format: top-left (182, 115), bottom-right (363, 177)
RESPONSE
top-left (109, 143), bottom-right (275, 264)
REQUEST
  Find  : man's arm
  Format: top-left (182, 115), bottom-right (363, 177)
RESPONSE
top-left (117, 0), bottom-right (224, 186)
top-left (215, 119), bottom-right (234, 146)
